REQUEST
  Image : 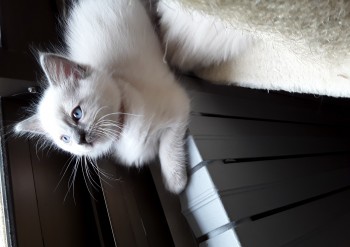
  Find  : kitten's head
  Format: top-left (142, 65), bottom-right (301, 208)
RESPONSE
top-left (15, 53), bottom-right (123, 158)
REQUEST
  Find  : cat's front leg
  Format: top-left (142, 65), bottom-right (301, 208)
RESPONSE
top-left (159, 123), bottom-right (188, 194)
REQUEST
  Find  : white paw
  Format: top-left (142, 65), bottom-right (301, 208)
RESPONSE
top-left (163, 169), bottom-right (188, 194)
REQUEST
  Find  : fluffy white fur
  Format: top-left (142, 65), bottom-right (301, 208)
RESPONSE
top-left (15, 0), bottom-right (190, 194)
top-left (158, 0), bottom-right (350, 98)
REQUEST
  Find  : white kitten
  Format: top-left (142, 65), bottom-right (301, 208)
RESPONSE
top-left (14, 0), bottom-right (190, 194)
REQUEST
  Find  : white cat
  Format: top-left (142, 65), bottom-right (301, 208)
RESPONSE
top-left (14, 0), bottom-right (190, 194)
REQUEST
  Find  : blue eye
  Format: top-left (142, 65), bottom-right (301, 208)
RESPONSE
top-left (72, 106), bottom-right (83, 121)
top-left (61, 135), bottom-right (71, 143)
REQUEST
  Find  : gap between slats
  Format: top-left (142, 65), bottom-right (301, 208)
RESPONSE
top-left (191, 112), bottom-right (338, 128)
top-left (190, 151), bottom-right (350, 174)
top-left (196, 185), bottom-right (350, 244)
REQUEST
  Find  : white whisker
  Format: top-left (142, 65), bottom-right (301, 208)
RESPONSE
top-left (55, 155), bottom-right (75, 192)
top-left (64, 156), bottom-right (80, 203)
top-left (98, 123), bottom-right (123, 130)
top-left (84, 159), bottom-right (101, 190)
top-left (88, 157), bottom-right (118, 182)
top-left (92, 106), bottom-right (108, 123)
top-left (81, 157), bottom-right (98, 201)
top-left (97, 111), bottom-right (142, 122)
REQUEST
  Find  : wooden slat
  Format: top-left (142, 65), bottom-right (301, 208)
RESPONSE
top-left (194, 137), bottom-right (350, 160)
top-left (99, 159), bottom-right (175, 247)
top-left (189, 116), bottom-right (350, 160)
top-left (205, 155), bottom-right (350, 190)
top-left (184, 169), bottom-right (350, 237)
top-left (181, 76), bottom-right (350, 246)
top-left (221, 167), bottom-right (350, 220)
top-left (182, 155), bottom-right (350, 236)
top-left (99, 159), bottom-right (143, 247)
top-left (2, 99), bottom-right (44, 247)
top-left (190, 115), bottom-right (348, 137)
top-left (199, 199), bottom-right (350, 247)
top-left (235, 189), bottom-right (350, 247)
top-left (28, 144), bottom-right (105, 247)
top-left (2, 97), bottom-right (107, 247)
top-left (185, 154), bottom-right (350, 206)
top-left (183, 77), bottom-right (350, 125)
top-left (285, 212), bottom-right (350, 247)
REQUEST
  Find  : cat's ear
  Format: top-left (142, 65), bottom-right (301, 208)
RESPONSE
top-left (14, 114), bottom-right (45, 135)
top-left (39, 53), bottom-right (90, 86)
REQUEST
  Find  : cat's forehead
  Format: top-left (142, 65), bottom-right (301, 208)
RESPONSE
top-left (40, 86), bottom-right (75, 113)
top-left (40, 83), bottom-right (100, 119)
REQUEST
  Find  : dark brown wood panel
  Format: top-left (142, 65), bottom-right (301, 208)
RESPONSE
top-left (235, 189), bottom-right (350, 247)
top-left (0, 0), bottom-right (60, 81)
top-left (1, 97), bottom-right (108, 247)
top-left (183, 76), bottom-right (350, 125)
top-left (99, 159), bottom-right (175, 247)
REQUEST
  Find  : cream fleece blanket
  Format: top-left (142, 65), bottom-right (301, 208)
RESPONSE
top-left (158, 0), bottom-right (350, 98)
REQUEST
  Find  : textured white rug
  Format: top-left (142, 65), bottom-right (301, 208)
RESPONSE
top-left (158, 0), bottom-right (350, 98)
